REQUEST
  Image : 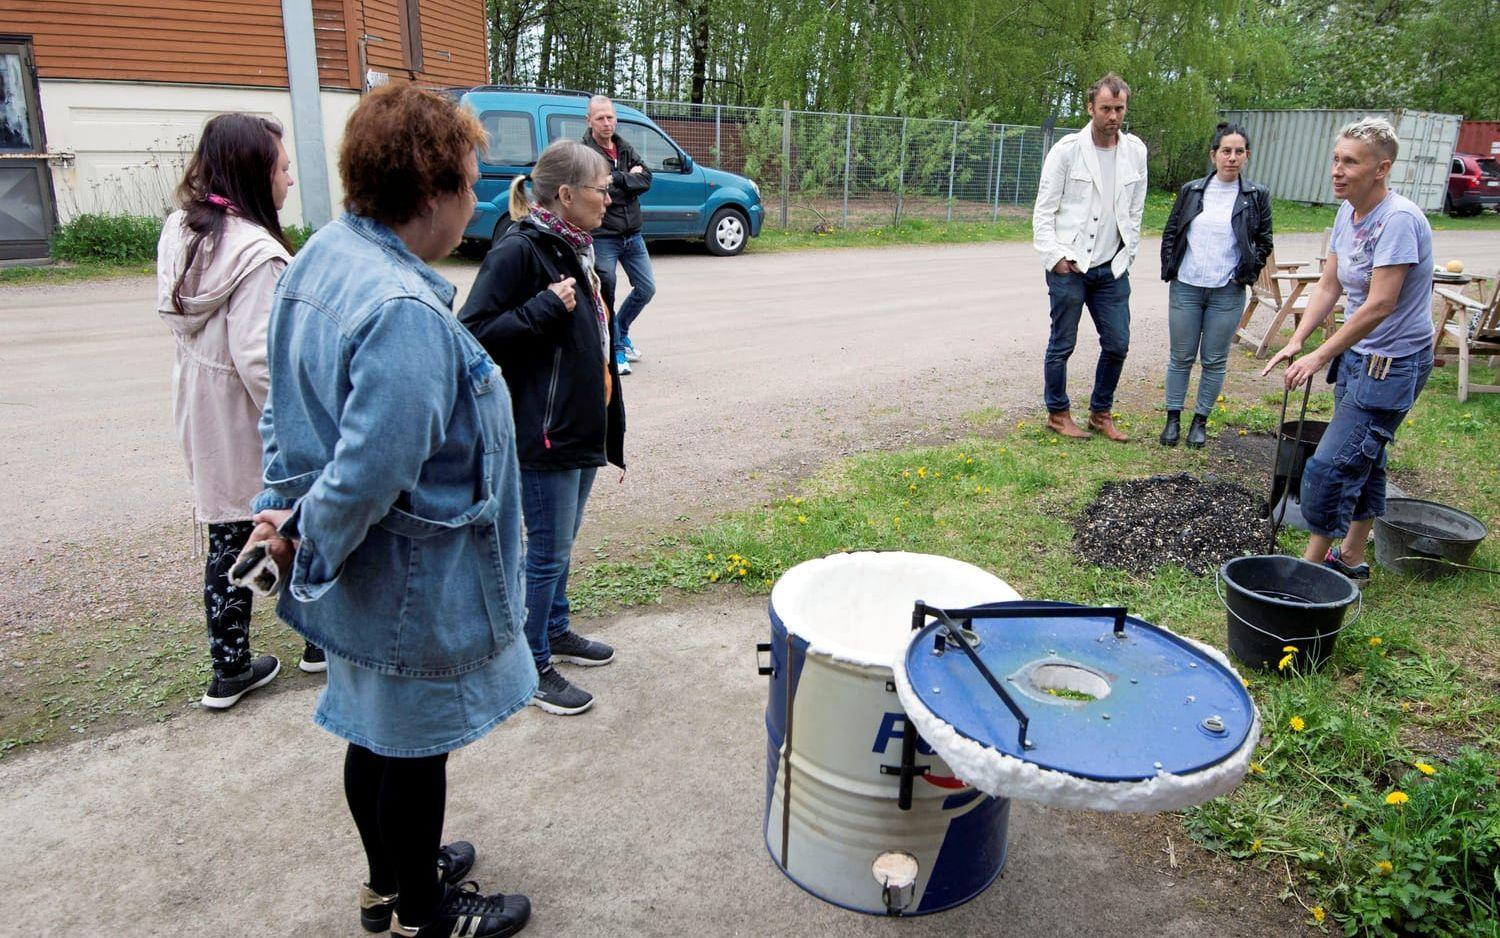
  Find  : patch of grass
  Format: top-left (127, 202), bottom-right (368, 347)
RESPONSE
top-left (0, 261), bottom-right (156, 284)
top-left (749, 215), bottom-right (1031, 252)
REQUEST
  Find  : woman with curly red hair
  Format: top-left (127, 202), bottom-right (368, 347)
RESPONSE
top-left (246, 84), bottom-right (534, 938)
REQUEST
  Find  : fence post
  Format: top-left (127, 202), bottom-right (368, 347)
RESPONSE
top-left (714, 105), bottom-right (722, 165)
top-left (842, 113), bottom-right (853, 228)
top-left (780, 101), bottom-right (791, 228)
top-left (1013, 130), bottom-right (1025, 203)
top-left (946, 120), bottom-right (959, 221)
top-left (895, 116), bottom-right (907, 225)
top-left (990, 126), bottom-right (1000, 221)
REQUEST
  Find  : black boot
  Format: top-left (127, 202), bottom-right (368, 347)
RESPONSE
top-left (1159, 410), bottom-right (1181, 446)
top-left (1186, 413), bottom-right (1208, 449)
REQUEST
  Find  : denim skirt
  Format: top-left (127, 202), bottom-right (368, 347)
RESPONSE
top-left (313, 635), bottom-right (538, 758)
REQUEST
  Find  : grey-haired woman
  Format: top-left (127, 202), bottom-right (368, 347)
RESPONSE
top-left (460, 139), bottom-right (626, 717)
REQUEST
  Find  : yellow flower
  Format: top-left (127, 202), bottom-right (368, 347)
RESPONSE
top-left (738, 568), bottom-right (748, 576)
top-left (917, 466), bottom-right (927, 478)
top-left (792, 496), bottom-right (803, 505)
top-left (797, 515), bottom-right (808, 525)
top-left (901, 469), bottom-right (910, 479)
top-left (1312, 906), bottom-right (1326, 924)
top-left (706, 553), bottom-right (715, 562)
top-left (1288, 715), bottom-right (1306, 732)
top-left (1241, 676), bottom-right (1250, 688)
top-left (893, 517), bottom-right (901, 525)
top-left (1016, 421), bottom-right (1027, 429)
top-left (1249, 761), bottom-right (1266, 775)
top-left (1239, 429), bottom-right (1248, 436)
top-left (1277, 645), bottom-right (1298, 671)
top-left (709, 572), bottom-right (719, 582)
top-left (1384, 791), bottom-right (1409, 806)
top-left (909, 484), bottom-right (917, 492)
top-left (1400, 701), bottom-right (1413, 712)
top-left (1414, 762), bottom-right (1436, 776)
top-left (1375, 859), bottom-right (1394, 875)
top-left (1251, 838), bottom-right (1262, 853)
top-left (1368, 636), bottom-right (1383, 646)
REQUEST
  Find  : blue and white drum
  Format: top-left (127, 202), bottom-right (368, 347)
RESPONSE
top-left (763, 552), bottom-right (1020, 915)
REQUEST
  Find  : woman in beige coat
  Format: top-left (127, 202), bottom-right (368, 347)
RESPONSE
top-left (156, 113), bottom-right (313, 709)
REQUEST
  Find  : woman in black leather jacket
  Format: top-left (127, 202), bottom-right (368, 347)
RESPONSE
top-left (1158, 122), bottom-right (1274, 447)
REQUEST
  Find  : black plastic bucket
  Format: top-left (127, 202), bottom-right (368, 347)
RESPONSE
top-left (1268, 419), bottom-right (1329, 511)
top-left (1217, 555), bottom-right (1360, 670)
top-left (1374, 497), bottom-right (1489, 579)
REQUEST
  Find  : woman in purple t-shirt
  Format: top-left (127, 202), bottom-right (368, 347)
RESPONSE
top-left (1263, 118), bottom-right (1435, 586)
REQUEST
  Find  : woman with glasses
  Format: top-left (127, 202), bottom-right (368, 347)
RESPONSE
top-left (461, 139), bottom-right (626, 717)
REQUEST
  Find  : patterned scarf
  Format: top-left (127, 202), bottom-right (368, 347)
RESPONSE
top-left (528, 206), bottom-right (609, 355)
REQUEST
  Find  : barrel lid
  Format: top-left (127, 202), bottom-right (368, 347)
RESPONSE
top-left (895, 601), bottom-right (1255, 785)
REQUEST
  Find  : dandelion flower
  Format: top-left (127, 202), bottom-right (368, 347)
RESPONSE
top-left (1278, 646), bottom-right (1298, 670)
top-left (909, 484), bottom-right (917, 492)
top-left (1368, 636), bottom-right (1383, 646)
top-left (797, 515), bottom-right (808, 525)
top-left (1384, 791), bottom-right (1408, 806)
top-left (706, 553), bottom-right (715, 562)
top-left (709, 572), bottom-right (719, 582)
top-left (1249, 761), bottom-right (1265, 775)
top-left (1241, 676), bottom-right (1250, 688)
top-left (1288, 716), bottom-right (1306, 732)
top-left (901, 469), bottom-right (910, 479)
top-left (917, 466), bottom-right (927, 478)
top-left (1312, 906), bottom-right (1325, 924)
top-left (1400, 701), bottom-right (1412, 712)
top-left (1250, 838), bottom-right (1262, 853)
top-left (1414, 762), bottom-right (1435, 776)
top-left (1016, 421), bottom-right (1026, 429)
top-left (1217, 394), bottom-right (1226, 402)
top-left (1375, 859), bottom-right (1394, 875)
top-left (1239, 429), bottom-right (1248, 436)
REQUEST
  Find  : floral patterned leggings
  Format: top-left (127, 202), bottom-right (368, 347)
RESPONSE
top-left (205, 521), bottom-right (255, 678)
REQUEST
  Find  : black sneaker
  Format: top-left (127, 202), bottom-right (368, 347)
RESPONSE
top-left (549, 630), bottom-right (614, 667)
top-left (200, 654), bottom-right (280, 709)
top-left (299, 643), bottom-right (328, 673)
top-left (1323, 548), bottom-right (1371, 586)
top-left (530, 665), bottom-right (594, 715)
top-left (390, 882), bottom-right (530, 938)
top-left (360, 842), bottom-right (478, 932)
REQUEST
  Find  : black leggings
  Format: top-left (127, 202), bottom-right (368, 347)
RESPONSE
top-left (205, 522), bottom-right (255, 677)
top-left (345, 743), bottom-right (449, 923)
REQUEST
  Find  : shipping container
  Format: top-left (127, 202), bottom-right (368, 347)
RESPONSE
top-left (1220, 109), bottom-right (1461, 213)
top-left (1457, 120), bottom-right (1500, 157)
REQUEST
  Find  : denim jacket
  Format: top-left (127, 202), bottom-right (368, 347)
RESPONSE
top-left (253, 213), bottom-right (529, 680)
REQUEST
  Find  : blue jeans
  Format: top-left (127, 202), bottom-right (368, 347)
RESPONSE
top-left (1165, 280), bottom-right (1246, 415)
top-left (1043, 264), bottom-right (1131, 414)
top-left (594, 233), bottom-right (656, 355)
top-left (519, 467), bottom-right (597, 669)
top-left (1300, 349), bottom-right (1432, 538)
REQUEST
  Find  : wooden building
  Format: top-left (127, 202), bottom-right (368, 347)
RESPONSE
top-left (0, 0), bottom-right (487, 244)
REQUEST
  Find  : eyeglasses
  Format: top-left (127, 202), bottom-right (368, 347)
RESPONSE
top-left (573, 184), bottom-right (610, 196)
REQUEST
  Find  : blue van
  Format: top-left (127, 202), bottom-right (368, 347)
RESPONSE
top-left (450, 87), bottom-right (764, 255)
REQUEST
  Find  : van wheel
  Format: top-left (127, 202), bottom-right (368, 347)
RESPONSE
top-left (705, 207), bottom-right (748, 256)
top-left (492, 215), bottom-right (514, 249)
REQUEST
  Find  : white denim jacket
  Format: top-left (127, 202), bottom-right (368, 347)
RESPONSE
top-left (1032, 128), bottom-right (1149, 278)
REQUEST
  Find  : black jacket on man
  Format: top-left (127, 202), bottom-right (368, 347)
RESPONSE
top-left (459, 219), bottom-right (625, 471)
top-left (1160, 174), bottom-right (1274, 286)
top-left (580, 130), bottom-right (652, 237)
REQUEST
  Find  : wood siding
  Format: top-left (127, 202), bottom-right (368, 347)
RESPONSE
top-left (5, 0), bottom-right (486, 90)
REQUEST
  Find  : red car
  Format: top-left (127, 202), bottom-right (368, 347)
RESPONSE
top-left (1446, 152), bottom-right (1500, 216)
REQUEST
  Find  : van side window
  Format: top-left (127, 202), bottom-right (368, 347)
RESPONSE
top-left (480, 111), bottom-right (537, 166)
top-left (547, 114), bottom-right (587, 143)
top-left (616, 122), bottom-right (685, 173)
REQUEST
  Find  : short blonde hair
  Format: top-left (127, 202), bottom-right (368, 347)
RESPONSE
top-left (1340, 117), bottom-right (1399, 164)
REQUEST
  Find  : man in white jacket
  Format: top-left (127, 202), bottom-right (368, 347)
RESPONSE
top-left (1032, 73), bottom-right (1148, 441)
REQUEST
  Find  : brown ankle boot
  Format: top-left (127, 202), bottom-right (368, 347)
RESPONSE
top-left (1046, 411), bottom-right (1091, 439)
top-left (1089, 411), bottom-right (1129, 442)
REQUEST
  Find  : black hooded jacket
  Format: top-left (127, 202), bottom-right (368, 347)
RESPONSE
top-left (1160, 174), bottom-right (1274, 286)
top-left (458, 219), bottom-right (625, 470)
top-left (580, 130), bottom-right (653, 237)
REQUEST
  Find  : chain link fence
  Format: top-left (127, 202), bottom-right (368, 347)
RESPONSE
top-left (618, 100), bottom-right (1070, 230)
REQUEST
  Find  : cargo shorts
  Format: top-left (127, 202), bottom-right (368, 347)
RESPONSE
top-left (1300, 348), bottom-right (1433, 539)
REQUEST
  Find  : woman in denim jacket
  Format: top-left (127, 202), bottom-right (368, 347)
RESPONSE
top-left (247, 86), bottom-right (534, 938)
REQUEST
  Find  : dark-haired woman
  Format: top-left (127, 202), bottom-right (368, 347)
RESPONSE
top-left (1159, 122), bottom-right (1274, 447)
top-left (156, 112), bottom-right (317, 710)
top-left (248, 84), bottom-right (533, 938)
top-left (460, 139), bottom-right (625, 718)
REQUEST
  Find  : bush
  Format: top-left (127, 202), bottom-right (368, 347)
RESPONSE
top-left (51, 213), bottom-right (163, 264)
top-left (53, 214), bottom-right (317, 264)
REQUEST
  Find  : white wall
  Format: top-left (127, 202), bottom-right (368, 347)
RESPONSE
top-left (38, 79), bottom-right (360, 227)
